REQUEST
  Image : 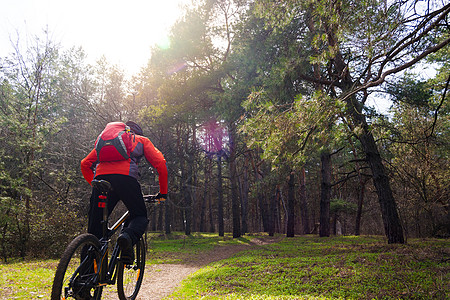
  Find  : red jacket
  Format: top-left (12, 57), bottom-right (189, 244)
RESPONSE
top-left (81, 135), bottom-right (168, 194)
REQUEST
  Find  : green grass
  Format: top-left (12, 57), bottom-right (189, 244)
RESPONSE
top-left (170, 235), bottom-right (449, 300)
top-left (0, 234), bottom-right (448, 299)
top-left (0, 260), bottom-right (57, 299)
top-left (146, 231), bottom-right (255, 264)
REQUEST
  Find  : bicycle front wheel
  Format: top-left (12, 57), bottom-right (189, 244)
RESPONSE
top-left (51, 233), bottom-right (103, 300)
top-left (117, 237), bottom-right (146, 300)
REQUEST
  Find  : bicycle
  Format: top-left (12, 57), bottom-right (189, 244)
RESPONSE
top-left (51, 179), bottom-right (161, 300)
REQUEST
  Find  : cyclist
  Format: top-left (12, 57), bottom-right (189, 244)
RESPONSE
top-left (81, 121), bottom-right (168, 263)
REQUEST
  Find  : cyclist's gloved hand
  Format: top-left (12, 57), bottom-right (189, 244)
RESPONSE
top-left (155, 192), bottom-right (167, 203)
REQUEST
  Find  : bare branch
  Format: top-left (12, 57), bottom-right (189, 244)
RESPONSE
top-left (428, 72), bottom-right (450, 137)
top-left (377, 3), bottom-right (450, 78)
top-left (342, 36), bottom-right (450, 102)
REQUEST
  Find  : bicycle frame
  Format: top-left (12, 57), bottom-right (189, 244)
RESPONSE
top-left (91, 178), bottom-right (158, 287)
top-left (95, 186), bottom-right (130, 285)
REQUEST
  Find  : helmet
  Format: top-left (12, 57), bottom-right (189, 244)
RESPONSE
top-left (126, 121), bottom-right (143, 136)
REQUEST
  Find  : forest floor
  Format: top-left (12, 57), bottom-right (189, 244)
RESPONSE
top-left (128, 235), bottom-right (449, 300)
top-left (1, 234), bottom-right (447, 299)
top-left (102, 235), bottom-right (282, 300)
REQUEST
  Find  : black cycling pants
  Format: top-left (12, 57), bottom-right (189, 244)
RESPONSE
top-left (88, 174), bottom-right (148, 245)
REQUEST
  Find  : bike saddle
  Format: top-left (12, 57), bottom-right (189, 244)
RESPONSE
top-left (91, 179), bottom-right (112, 193)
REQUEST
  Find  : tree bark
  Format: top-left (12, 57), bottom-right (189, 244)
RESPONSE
top-left (208, 193), bottom-right (215, 233)
top-left (165, 200), bottom-right (171, 234)
top-left (206, 158), bottom-right (215, 233)
top-left (217, 155), bottom-right (224, 237)
top-left (348, 137), bottom-right (367, 236)
top-left (151, 207), bottom-right (157, 231)
top-left (199, 161), bottom-right (209, 232)
top-left (249, 151), bottom-right (269, 232)
top-left (347, 97), bottom-right (405, 243)
top-left (181, 131), bottom-right (192, 236)
top-left (183, 183), bottom-right (192, 236)
top-left (319, 150), bottom-right (331, 237)
top-left (299, 167), bottom-right (310, 234)
top-left (259, 194), bottom-right (269, 232)
top-left (269, 187), bottom-right (278, 237)
top-left (286, 172), bottom-right (295, 237)
top-left (157, 204), bottom-right (163, 231)
top-left (183, 164), bottom-right (192, 236)
top-left (240, 158), bottom-right (249, 234)
top-left (362, 132), bottom-right (404, 243)
top-left (228, 125), bottom-right (241, 238)
top-left (355, 179), bottom-right (367, 236)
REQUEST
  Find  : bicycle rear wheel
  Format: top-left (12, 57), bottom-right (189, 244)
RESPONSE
top-left (117, 237), bottom-right (146, 300)
top-left (51, 233), bottom-right (103, 300)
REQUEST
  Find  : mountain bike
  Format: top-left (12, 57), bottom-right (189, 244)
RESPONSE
top-left (51, 179), bottom-right (161, 300)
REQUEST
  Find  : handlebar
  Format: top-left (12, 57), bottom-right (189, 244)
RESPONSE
top-left (143, 194), bottom-right (164, 204)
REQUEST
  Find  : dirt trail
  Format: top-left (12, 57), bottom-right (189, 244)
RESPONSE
top-left (102, 236), bottom-right (280, 300)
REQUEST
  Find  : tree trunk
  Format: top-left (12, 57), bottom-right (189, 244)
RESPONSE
top-left (183, 127), bottom-right (194, 235)
top-left (199, 161), bottom-right (209, 232)
top-left (286, 172), bottom-right (295, 237)
top-left (240, 158), bottom-right (249, 235)
top-left (217, 155), bottom-right (224, 237)
top-left (319, 150), bottom-right (331, 237)
top-left (165, 200), bottom-right (171, 234)
top-left (259, 195), bottom-right (269, 232)
top-left (362, 132), bottom-right (405, 243)
top-left (190, 125), bottom-right (197, 232)
top-left (157, 204), bottom-right (163, 231)
top-left (269, 187), bottom-right (278, 237)
top-left (151, 207), bottom-right (157, 231)
top-left (249, 151), bottom-right (269, 232)
top-left (275, 188), bottom-right (281, 233)
top-left (228, 125), bottom-right (241, 238)
top-left (333, 213), bottom-right (338, 235)
top-left (208, 193), bottom-right (215, 233)
top-left (347, 97), bottom-right (405, 243)
top-left (299, 167), bottom-right (310, 234)
top-left (348, 137), bottom-right (367, 236)
top-left (183, 165), bottom-right (192, 236)
top-left (183, 184), bottom-right (192, 236)
top-left (355, 179), bottom-right (367, 236)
